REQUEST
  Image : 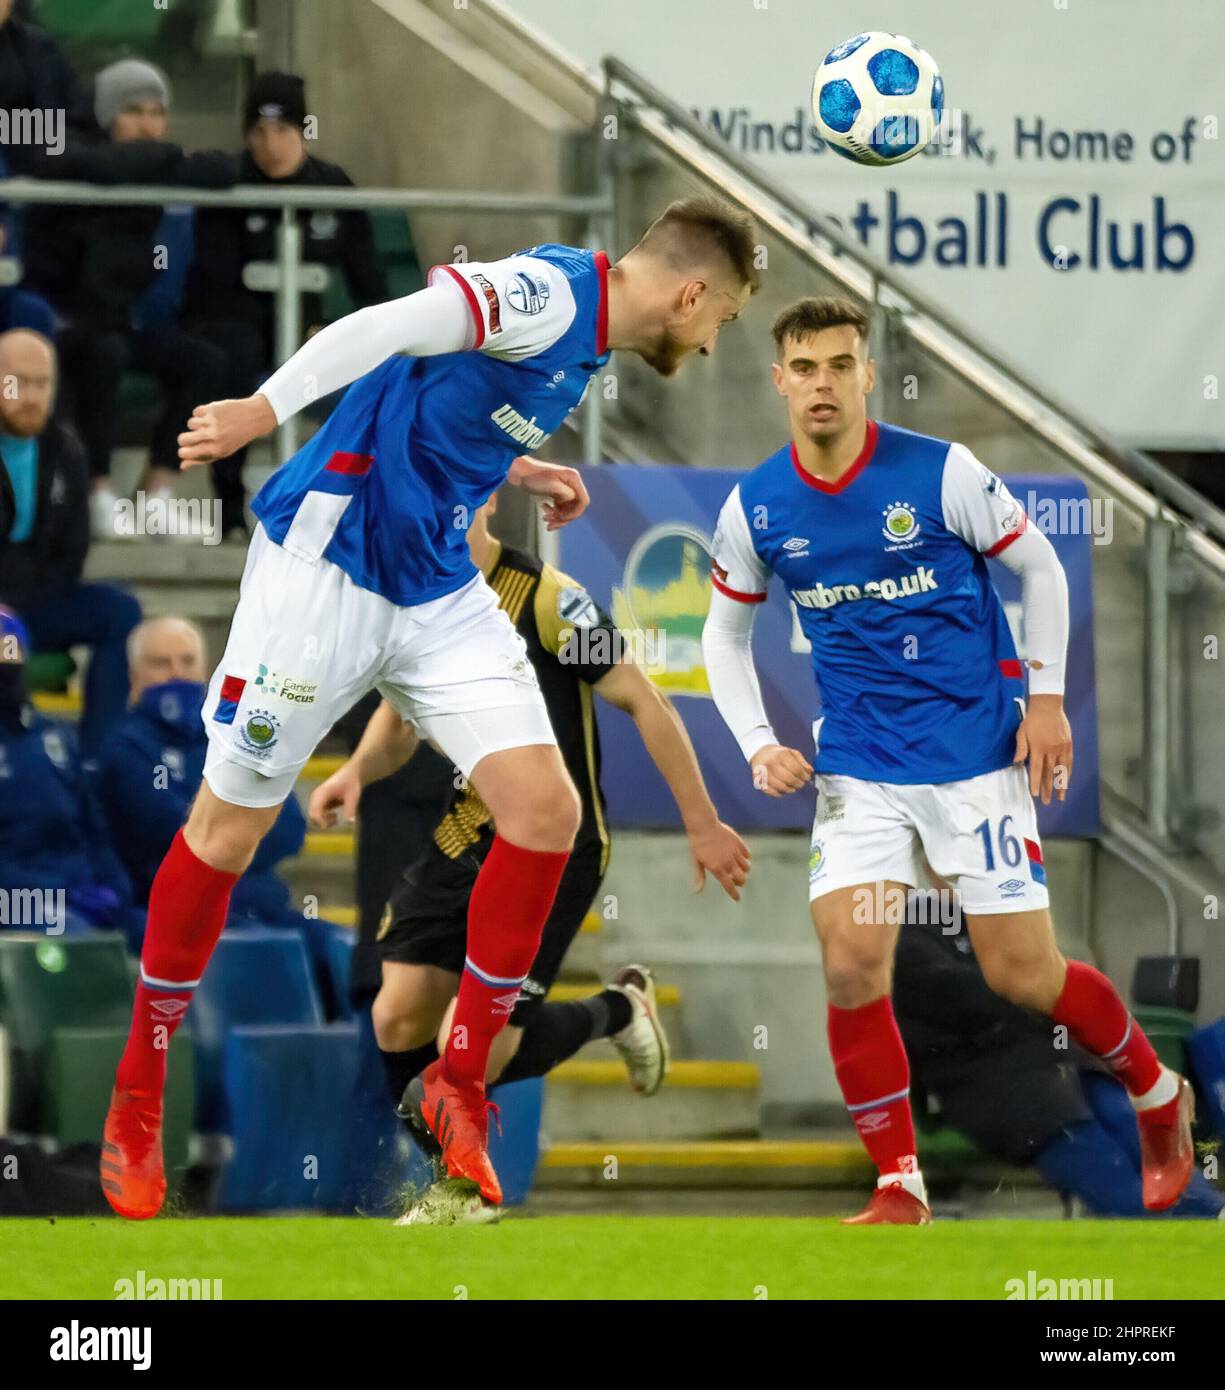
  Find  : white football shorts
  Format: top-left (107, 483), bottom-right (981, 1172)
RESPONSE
top-left (202, 524), bottom-right (554, 807)
top-left (808, 763), bottom-right (1050, 915)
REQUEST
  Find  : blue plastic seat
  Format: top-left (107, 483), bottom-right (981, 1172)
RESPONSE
top-left (216, 1022), bottom-right (362, 1211)
top-left (191, 929), bottom-right (322, 1131)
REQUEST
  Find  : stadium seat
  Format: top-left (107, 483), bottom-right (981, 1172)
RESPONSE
top-left (0, 934), bottom-right (132, 1132)
top-left (190, 929), bottom-right (323, 1132)
top-left (24, 651), bottom-right (76, 695)
top-left (215, 1023), bottom-right (362, 1211)
top-left (1131, 1005), bottom-right (1196, 1075)
top-left (488, 1076), bottom-right (545, 1206)
top-left (46, 1026), bottom-right (193, 1186)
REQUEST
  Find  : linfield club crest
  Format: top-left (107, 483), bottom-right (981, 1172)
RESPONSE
top-left (881, 500), bottom-right (921, 549)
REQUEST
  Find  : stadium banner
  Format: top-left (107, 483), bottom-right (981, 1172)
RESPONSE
top-left (507, 0), bottom-right (1223, 449)
top-left (560, 465), bottom-right (1100, 838)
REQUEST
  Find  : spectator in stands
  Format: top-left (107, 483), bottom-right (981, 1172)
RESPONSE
top-left (0, 604), bottom-right (132, 933)
top-left (20, 59), bottom-right (236, 537)
top-left (181, 71), bottom-right (389, 537)
top-left (0, 0), bottom-right (88, 176)
top-left (0, 0), bottom-right (85, 335)
top-left (95, 616), bottom-right (308, 921)
top-left (95, 616), bottom-right (342, 1009)
top-left (0, 329), bottom-right (141, 756)
top-left (893, 910), bottom-right (1224, 1219)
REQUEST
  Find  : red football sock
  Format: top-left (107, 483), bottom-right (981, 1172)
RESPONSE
top-left (1050, 960), bottom-right (1162, 1097)
top-left (445, 834), bottom-right (570, 1086)
top-left (828, 997), bottom-right (919, 1178)
top-left (115, 831), bottom-right (238, 1096)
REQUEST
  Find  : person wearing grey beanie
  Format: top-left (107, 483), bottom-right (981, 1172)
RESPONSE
top-left (93, 58), bottom-right (170, 137)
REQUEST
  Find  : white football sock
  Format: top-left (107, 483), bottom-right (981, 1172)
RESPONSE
top-left (878, 1169), bottom-right (928, 1205)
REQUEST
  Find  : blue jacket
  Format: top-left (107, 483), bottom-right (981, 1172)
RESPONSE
top-left (96, 681), bottom-right (306, 918)
top-left (0, 705), bottom-right (131, 926)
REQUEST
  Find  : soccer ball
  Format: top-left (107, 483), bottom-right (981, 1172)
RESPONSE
top-left (812, 32), bottom-right (944, 166)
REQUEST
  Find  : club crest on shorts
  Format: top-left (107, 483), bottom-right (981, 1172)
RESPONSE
top-left (238, 708), bottom-right (280, 757)
top-left (809, 841), bottom-right (825, 880)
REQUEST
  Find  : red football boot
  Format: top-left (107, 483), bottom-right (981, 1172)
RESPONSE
top-left (1139, 1075), bottom-right (1195, 1212)
top-left (401, 1059), bottom-right (503, 1206)
top-left (842, 1181), bottom-right (932, 1225)
top-left (100, 1086), bottom-right (166, 1220)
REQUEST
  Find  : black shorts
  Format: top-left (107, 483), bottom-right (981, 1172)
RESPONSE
top-left (378, 836), bottom-right (606, 1025)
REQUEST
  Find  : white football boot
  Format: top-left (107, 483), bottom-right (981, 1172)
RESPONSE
top-left (607, 964), bottom-right (671, 1097)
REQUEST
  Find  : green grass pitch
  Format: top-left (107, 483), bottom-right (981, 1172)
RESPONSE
top-left (3, 1216), bottom-right (1222, 1300)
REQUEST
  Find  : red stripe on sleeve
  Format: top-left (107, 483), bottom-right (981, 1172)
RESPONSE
top-left (219, 675), bottom-right (246, 703)
top-left (984, 512), bottom-right (1028, 557)
top-left (1024, 837), bottom-right (1044, 865)
top-left (325, 451), bottom-right (375, 476)
top-left (998, 658), bottom-right (1023, 679)
top-left (433, 264), bottom-right (485, 349)
top-left (711, 571), bottom-right (767, 604)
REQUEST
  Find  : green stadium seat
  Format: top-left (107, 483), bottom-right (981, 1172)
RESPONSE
top-left (34, 0), bottom-right (161, 47)
top-left (320, 210), bottom-right (424, 322)
top-left (0, 934), bottom-right (132, 1132)
top-left (24, 650), bottom-right (76, 694)
top-left (46, 1026), bottom-right (193, 1187)
top-left (1132, 1005), bottom-right (1196, 1074)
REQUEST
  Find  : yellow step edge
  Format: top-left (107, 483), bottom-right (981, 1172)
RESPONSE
top-left (32, 691), bottom-right (82, 714)
top-left (549, 981), bottom-right (680, 1006)
top-left (541, 1140), bottom-right (872, 1170)
top-left (304, 831), bottom-right (356, 857)
top-left (302, 755), bottom-right (345, 781)
top-left (549, 1060), bottom-right (759, 1089)
top-left (580, 912), bottom-right (603, 935)
top-left (324, 906), bottom-right (359, 927)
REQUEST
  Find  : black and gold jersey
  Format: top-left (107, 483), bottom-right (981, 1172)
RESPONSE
top-left (430, 540), bottom-right (620, 874)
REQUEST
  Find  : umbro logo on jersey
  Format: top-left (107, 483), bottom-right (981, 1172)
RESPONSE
top-left (783, 537), bottom-right (810, 554)
top-left (490, 404), bottom-right (547, 450)
top-left (792, 566), bottom-right (939, 610)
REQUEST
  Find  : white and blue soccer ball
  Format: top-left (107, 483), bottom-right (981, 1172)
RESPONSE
top-left (812, 31), bottom-right (944, 166)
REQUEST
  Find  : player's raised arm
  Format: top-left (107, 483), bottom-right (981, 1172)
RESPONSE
top-left (178, 282), bottom-right (473, 465)
top-left (702, 486), bottom-right (813, 797)
top-left (180, 252), bottom-right (582, 466)
top-left (940, 445), bottom-right (1073, 803)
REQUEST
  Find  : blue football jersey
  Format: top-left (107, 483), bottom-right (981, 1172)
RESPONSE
top-left (251, 244), bottom-right (610, 605)
top-left (710, 420), bottom-right (1031, 784)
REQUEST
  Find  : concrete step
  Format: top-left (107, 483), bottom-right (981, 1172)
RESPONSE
top-left (536, 1138), bottom-right (872, 1189)
top-left (543, 1059), bottom-right (760, 1143)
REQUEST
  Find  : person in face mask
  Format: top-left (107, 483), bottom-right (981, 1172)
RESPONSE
top-left (0, 604), bottom-right (133, 933)
top-left (94, 617), bottom-right (337, 995)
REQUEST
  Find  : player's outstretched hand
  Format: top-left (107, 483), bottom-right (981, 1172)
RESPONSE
top-left (1014, 692), bottom-right (1074, 804)
top-left (507, 455), bottom-right (589, 530)
top-left (749, 744), bottom-right (814, 797)
top-left (178, 394), bottom-right (277, 467)
top-left (688, 818), bottom-right (752, 902)
top-left (308, 763), bottom-right (362, 829)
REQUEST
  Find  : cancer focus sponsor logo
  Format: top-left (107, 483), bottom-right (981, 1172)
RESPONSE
top-left (792, 565), bottom-right (939, 610)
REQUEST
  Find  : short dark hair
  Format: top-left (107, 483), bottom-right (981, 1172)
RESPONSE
top-left (634, 196), bottom-right (761, 292)
top-left (772, 296), bottom-right (871, 354)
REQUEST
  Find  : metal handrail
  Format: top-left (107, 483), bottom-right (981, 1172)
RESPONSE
top-left (0, 178), bottom-right (608, 216)
top-left (599, 56), bottom-right (1225, 556)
